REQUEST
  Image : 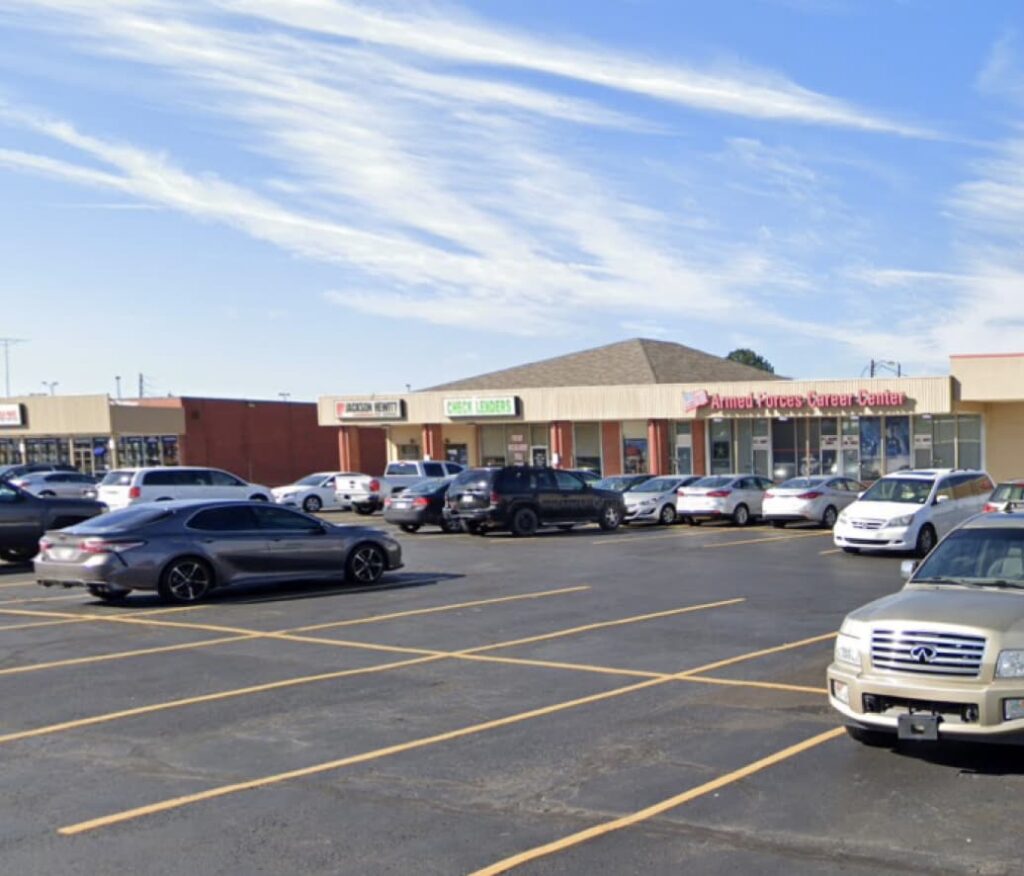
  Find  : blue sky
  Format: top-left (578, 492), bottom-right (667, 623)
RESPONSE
top-left (1, 1), bottom-right (1023, 399)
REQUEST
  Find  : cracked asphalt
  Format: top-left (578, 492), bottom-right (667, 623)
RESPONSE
top-left (0, 514), bottom-right (1020, 875)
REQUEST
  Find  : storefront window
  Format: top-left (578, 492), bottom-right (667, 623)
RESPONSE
top-left (771, 419), bottom-right (796, 481)
top-left (574, 423), bottom-right (602, 475)
top-left (859, 417), bottom-right (882, 481)
top-left (884, 416), bottom-right (911, 473)
top-left (623, 438), bottom-right (648, 474)
top-left (840, 417), bottom-right (860, 479)
top-left (445, 444), bottom-right (468, 465)
top-left (912, 417), bottom-right (933, 468)
top-left (932, 416), bottom-right (957, 468)
top-left (736, 420), bottom-right (753, 474)
top-left (673, 422), bottom-right (692, 475)
top-left (0, 439), bottom-right (22, 465)
top-left (529, 424), bottom-right (548, 467)
top-left (957, 415), bottom-right (982, 469)
top-left (820, 418), bottom-right (839, 475)
top-left (161, 436), bottom-right (179, 466)
top-left (25, 437), bottom-right (70, 465)
top-left (710, 420), bottom-right (732, 474)
top-left (398, 442), bottom-right (421, 461)
top-left (751, 419), bottom-right (771, 477)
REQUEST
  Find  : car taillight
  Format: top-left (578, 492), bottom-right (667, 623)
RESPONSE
top-left (413, 497), bottom-right (429, 508)
top-left (676, 489), bottom-right (686, 496)
top-left (383, 497), bottom-right (392, 508)
top-left (707, 490), bottom-right (732, 498)
top-left (764, 491), bottom-right (776, 498)
top-left (369, 479), bottom-right (380, 492)
top-left (39, 539), bottom-right (52, 553)
top-left (984, 503), bottom-right (999, 513)
top-left (490, 491), bottom-right (501, 504)
top-left (128, 486), bottom-right (141, 499)
top-left (796, 491), bottom-right (822, 500)
top-left (79, 538), bottom-right (145, 554)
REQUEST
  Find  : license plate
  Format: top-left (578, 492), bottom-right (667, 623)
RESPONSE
top-left (393, 500), bottom-right (410, 508)
top-left (461, 495), bottom-right (476, 505)
top-left (50, 547), bottom-right (76, 561)
top-left (898, 713), bottom-right (940, 741)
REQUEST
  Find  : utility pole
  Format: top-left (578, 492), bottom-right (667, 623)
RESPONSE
top-left (0, 338), bottom-right (26, 397)
top-left (138, 373), bottom-right (144, 398)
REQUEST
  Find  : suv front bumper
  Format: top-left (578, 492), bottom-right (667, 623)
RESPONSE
top-left (827, 661), bottom-right (1024, 741)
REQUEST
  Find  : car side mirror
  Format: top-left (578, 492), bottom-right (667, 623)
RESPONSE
top-left (308, 524), bottom-right (328, 535)
top-left (934, 494), bottom-right (950, 505)
top-left (900, 559), bottom-right (918, 581)
top-left (857, 492), bottom-right (864, 499)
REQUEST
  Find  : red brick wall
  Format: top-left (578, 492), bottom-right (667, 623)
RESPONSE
top-left (358, 428), bottom-right (387, 477)
top-left (172, 398), bottom-right (342, 487)
top-left (601, 422), bottom-right (622, 476)
top-left (550, 421), bottom-right (574, 468)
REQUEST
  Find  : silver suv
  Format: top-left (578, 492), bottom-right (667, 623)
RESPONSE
top-left (830, 510), bottom-right (1024, 745)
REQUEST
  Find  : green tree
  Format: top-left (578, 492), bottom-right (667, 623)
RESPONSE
top-left (726, 348), bottom-right (775, 374)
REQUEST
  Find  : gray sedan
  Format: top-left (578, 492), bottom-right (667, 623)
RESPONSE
top-left (623, 475), bottom-right (702, 525)
top-left (34, 500), bottom-right (403, 604)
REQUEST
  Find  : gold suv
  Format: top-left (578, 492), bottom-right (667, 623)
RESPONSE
top-left (828, 511), bottom-right (1024, 745)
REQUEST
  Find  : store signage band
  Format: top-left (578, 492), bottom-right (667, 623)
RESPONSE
top-left (685, 389), bottom-right (909, 413)
top-left (335, 399), bottom-right (404, 420)
top-left (0, 404), bottom-right (24, 427)
top-left (444, 396), bottom-right (517, 418)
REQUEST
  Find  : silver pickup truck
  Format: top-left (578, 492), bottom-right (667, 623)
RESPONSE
top-left (336, 460), bottom-right (464, 515)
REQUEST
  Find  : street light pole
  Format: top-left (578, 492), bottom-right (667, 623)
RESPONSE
top-left (42, 381), bottom-right (58, 396)
top-left (0, 338), bottom-right (26, 397)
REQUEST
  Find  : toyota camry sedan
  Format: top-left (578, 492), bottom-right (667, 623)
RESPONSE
top-left (34, 500), bottom-right (403, 604)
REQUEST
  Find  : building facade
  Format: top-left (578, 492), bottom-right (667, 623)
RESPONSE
top-left (0, 394), bottom-right (348, 486)
top-left (318, 340), bottom-right (1024, 483)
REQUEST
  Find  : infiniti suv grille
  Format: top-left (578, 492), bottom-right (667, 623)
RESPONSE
top-left (871, 629), bottom-right (986, 678)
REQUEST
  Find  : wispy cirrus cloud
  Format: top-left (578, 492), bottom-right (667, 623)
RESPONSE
top-left (0, 0), bottom-right (949, 361)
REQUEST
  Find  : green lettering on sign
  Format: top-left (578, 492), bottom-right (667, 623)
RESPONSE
top-left (444, 396), bottom-right (517, 418)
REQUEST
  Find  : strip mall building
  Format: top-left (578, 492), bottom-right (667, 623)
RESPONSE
top-left (319, 339), bottom-right (1024, 483)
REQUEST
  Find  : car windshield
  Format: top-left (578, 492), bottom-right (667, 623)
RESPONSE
top-left (100, 470), bottom-right (134, 487)
top-left (632, 478), bottom-right (678, 493)
top-left (859, 477), bottom-right (933, 504)
top-left (693, 476), bottom-right (732, 488)
top-left (992, 484), bottom-right (1024, 503)
top-left (778, 477), bottom-right (828, 490)
top-left (594, 477), bottom-right (640, 492)
top-left (405, 477), bottom-right (449, 495)
top-left (294, 474), bottom-right (328, 486)
top-left (914, 528), bottom-right (1024, 589)
top-left (386, 463), bottom-right (419, 476)
top-left (72, 507), bottom-right (172, 532)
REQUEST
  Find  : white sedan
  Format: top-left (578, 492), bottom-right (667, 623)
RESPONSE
top-left (272, 472), bottom-right (360, 513)
top-left (676, 474), bottom-right (775, 526)
top-left (9, 471), bottom-right (98, 499)
top-left (762, 476), bottom-right (864, 529)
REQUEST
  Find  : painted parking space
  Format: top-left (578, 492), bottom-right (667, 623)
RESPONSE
top-left (0, 525), bottom-right (1013, 874)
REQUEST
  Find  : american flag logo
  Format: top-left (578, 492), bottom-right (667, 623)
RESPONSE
top-left (683, 389), bottom-right (709, 412)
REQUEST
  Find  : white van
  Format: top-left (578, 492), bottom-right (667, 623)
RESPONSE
top-left (833, 468), bottom-right (993, 557)
top-left (97, 467), bottom-right (272, 511)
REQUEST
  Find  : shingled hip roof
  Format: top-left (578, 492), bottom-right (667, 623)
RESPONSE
top-left (425, 338), bottom-right (782, 391)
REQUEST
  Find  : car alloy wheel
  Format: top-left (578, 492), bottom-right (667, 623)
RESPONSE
top-left (822, 505), bottom-right (838, 529)
top-left (733, 504), bottom-right (750, 526)
top-left (160, 559), bottom-right (213, 604)
top-left (659, 504), bottom-right (676, 525)
top-left (511, 508), bottom-right (539, 537)
top-left (303, 495), bottom-right (323, 513)
top-left (348, 544), bottom-right (386, 583)
top-left (916, 525), bottom-right (937, 558)
top-left (599, 505), bottom-right (622, 531)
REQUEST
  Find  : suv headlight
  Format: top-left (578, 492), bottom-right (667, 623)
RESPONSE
top-left (834, 633), bottom-right (862, 667)
top-left (996, 650), bottom-right (1024, 678)
top-left (838, 509), bottom-right (851, 523)
top-left (887, 513), bottom-right (915, 528)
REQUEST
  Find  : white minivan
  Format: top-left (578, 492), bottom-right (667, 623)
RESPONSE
top-left (833, 468), bottom-right (993, 557)
top-left (97, 467), bottom-right (273, 511)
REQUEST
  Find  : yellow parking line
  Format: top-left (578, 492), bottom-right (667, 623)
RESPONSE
top-left (57, 631), bottom-right (834, 835)
top-left (470, 727), bottom-right (846, 875)
top-left (0, 635), bottom-right (258, 677)
top-left (700, 531), bottom-right (831, 549)
top-left (681, 676), bottom-right (827, 695)
top-left (289, 586), bottom-right (590, 633)
top-left (678, 632), bottom-right (837, 677)
top-left (819, 548), bottom-right (842, 556)
top-left (591, 526), bottom-right (775, 545)
top-left (0, 603), bottom-right (211, 633)
top-left (0, 655), bottom-right (445, 746)
top-left (0, 593), bottom-right (91, 606)
top-left (2, 599), bottom-right (741, 747)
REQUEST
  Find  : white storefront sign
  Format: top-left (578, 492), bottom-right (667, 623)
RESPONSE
top-left (0, 404), bottom-right (24, 427)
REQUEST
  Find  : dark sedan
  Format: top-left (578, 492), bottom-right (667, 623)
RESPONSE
top-left (34, 500), bottom-right (403, 604)
top-left (383, 477), bottom-right (455, 533)
top-left (0, 481), bottom-right (105, 563)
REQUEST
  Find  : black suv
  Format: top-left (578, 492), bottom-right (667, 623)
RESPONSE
top-left (445, 466), bottom-right (625, 536)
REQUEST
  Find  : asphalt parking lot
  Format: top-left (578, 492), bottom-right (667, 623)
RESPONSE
top-left (0, 515), bottom-right (1021, 875)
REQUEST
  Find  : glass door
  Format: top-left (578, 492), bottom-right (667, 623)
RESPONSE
top-left (820, 418), bottom-right (839, 476)
top-left (840, 418), bottom-right (860, 479)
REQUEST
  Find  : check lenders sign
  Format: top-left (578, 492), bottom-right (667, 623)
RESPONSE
top-left (683, 388), bottom-right (908, 414)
